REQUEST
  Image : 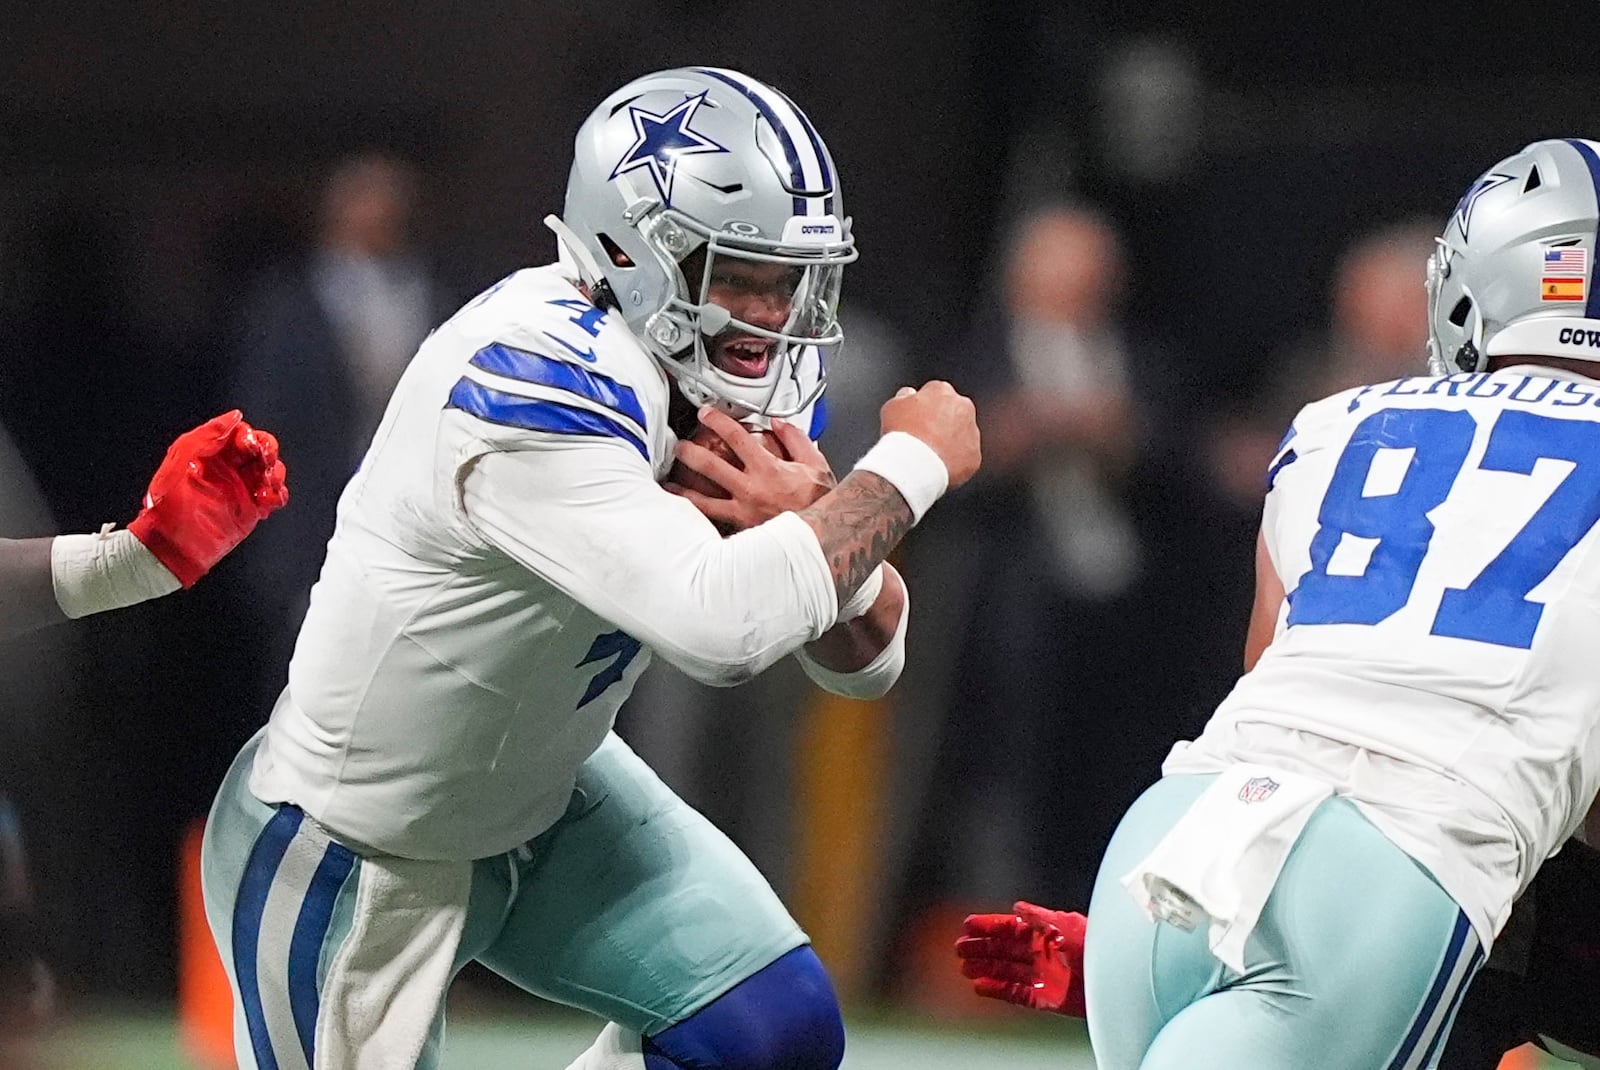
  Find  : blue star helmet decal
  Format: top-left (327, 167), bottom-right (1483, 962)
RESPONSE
top-left (609, 91), bottom-right (729, 206)
top-left (1452, 172), bottom-right (1514, 241)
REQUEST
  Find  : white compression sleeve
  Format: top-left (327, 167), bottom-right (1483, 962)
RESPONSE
top-left (796, 576), bottom-right (909, 700)
top-left (836, 562), bottom-right (884, 623)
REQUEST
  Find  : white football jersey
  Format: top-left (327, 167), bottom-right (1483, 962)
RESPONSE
top-left (249, 265), bottom-right (838, 861)
top-left (1169, 366), bottom-right (1600, 946)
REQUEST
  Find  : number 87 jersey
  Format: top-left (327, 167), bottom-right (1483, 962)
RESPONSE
top-left (1201, 365), bottom-right (1600, 938)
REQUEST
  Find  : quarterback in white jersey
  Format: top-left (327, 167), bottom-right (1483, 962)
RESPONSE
top-left (200, 67), bottom-right (979, 1070)
top-left (962, 138), bottom-right (1600, 1070)
top-left (249, 263), bottom-right (840, 861)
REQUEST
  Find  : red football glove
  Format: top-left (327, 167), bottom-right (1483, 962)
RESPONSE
top-left (955, 901), bottom-right (1087, 1017)
top-left (127, 410), bottom-right (289, 587)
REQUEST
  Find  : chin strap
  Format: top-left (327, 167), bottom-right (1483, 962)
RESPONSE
top-left (544, 214), bottom-right (607, 289)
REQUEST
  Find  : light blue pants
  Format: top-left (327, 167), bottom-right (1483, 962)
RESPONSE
top-left (1084, 774), bottom-right (1485, 1070)
top-left (201, 730), bottom-right (807, 1070)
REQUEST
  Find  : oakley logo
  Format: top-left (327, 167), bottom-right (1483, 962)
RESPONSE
top-left (1558, 327), bottom-right (1600, 347)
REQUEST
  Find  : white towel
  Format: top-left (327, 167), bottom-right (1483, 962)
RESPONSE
top-left (1121, 765), bottom-right (1332, 973)
top-left (314, 853), bottom-right (472, 1069)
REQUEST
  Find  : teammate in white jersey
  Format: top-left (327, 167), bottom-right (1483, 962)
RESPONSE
top-left (957, 137), bottom-right (1600, 1070)
top-left (200, 67), bottom-right (979, 1070)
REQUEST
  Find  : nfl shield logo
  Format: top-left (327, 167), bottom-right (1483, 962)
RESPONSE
top-left (1238, 776), bottom-right (1279, 804)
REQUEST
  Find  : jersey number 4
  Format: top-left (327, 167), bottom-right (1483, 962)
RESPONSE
top-left (1287, 408), bottom-right (1600, 649)
top-left (576, 630), bottom-right (643, 709)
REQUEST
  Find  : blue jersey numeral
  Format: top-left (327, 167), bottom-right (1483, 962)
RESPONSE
top-left (1288, 408), bottom-right (1600, 649)
top-left (575, 630), bottom-right (642, 709)
top-left (547, 299), bottom-right (608, 338)
top-left (1288, 409), bottom-right (1475, 628)
top-left (1432, 411), bottom-right (1600, 647)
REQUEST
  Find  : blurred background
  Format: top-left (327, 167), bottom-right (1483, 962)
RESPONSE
top-left (0, 3), bottom-right (1591, 1067)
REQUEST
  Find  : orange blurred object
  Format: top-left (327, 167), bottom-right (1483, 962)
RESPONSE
top-left (1497, 1045), bottom-right (1547, 1070)
top-left (178, 819), bottom-right (234, 1069)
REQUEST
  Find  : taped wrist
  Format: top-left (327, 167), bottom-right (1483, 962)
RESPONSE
top-left (851, 431), bottom-right (949, 524)
top-left (51, 527), bottom-right (181, 619)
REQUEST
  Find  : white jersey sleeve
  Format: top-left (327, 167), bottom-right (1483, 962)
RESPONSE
top-left (459, 443), bottom-right (838, 686)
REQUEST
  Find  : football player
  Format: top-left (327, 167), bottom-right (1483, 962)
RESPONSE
top-left (959, 138), bottom-right (1600, 1070)
top-left (200, 67), bottom-right (979, 1070)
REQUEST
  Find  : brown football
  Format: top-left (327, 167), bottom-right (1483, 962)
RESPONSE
top-left (668, 424), bottom-right (787, 498)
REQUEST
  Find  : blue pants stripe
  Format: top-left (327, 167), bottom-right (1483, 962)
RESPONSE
top-left (1414, 935), bottom-right (1485, 1070)
top-left (232, 806), bottom-right (304, 1070)
top-left (287, 837), bottom-right (356, 1065)
top-left (1386, 910), bottom-right (1472, 1070)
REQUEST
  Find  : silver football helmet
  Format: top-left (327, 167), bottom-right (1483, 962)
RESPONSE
top-left (547, 67), bottom-right (856, 417)
top-left (1427, 138), bottom-right (1600, 374)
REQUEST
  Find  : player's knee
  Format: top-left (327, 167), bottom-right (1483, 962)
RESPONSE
top-left (643, 947), bottom-right (844, 1070)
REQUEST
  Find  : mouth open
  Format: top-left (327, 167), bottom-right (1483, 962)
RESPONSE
top-left (713, 335), bottom-right (773, 379)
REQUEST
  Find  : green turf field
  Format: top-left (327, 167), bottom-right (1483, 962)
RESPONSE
top-left (15, 1004), bottom-right (1092, 1070)
top-left (11, 1006), bottom-right (1577, 1069)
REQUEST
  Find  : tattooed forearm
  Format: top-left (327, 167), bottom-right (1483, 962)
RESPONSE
top-left (798, 471), bottom-right (915, 606)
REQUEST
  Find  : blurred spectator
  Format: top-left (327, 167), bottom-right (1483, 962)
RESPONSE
top-left (1094, 37), bottom-right (1204, 187)
top-left (229, 152), bottom-right (446, 706)
top-left (1207, 219), bottom-right (1437, 508)
top-left (882, 204), bottom-right (1214, 1010)
top-left (979, 206), bottom-right (1142, 597)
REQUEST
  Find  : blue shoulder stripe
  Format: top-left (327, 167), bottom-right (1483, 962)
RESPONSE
top-left (1265, 448), bottom-right (1297, 490)
top-left (448, 378), bottom-right (649, 460)
top-left (468, 343), bottom-right (647, 429)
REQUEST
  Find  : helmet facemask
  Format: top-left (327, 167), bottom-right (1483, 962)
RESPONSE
top-left (636, 208), bottom-right (852, 419)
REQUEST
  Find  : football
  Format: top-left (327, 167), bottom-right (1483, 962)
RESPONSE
top-left (668, 423), bottom-right (787, 499)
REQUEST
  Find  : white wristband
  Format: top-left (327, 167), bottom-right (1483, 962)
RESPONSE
top-left (837, 562), bottom-right (885, 622)
top-left (851, 431), bottom-right (949, 524)
top-left (51, 527), bottom-right (181, 619)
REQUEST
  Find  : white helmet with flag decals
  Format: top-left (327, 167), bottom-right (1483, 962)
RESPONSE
top-left (547, 67), bottom-right (855, 418)
top-left (1428, 138), bottom-right (1600, 374)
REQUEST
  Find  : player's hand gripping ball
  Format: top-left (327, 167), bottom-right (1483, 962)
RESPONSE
top-left (666, 408), bottom-right (836, 535)
top-left (667, 421), bottom-right (787, 499)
